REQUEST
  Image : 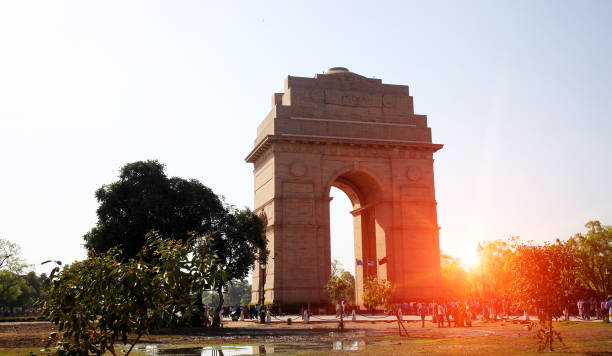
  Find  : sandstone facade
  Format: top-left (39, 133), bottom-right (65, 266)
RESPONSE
top-left (246, 67), bottom-right (443, 306)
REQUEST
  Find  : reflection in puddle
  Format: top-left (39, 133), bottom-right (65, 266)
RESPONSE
top-left (134, 340), bottom-right (364, 355)
top-left (333, 341), bottom-right (363, 350)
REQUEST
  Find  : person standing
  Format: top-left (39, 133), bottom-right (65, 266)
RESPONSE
top-left (303, 307), bottom-right (310, 324)
top-left (437, 303), bottom-right (445, 328)
top-left (418, 302), bottom-right (427, 328)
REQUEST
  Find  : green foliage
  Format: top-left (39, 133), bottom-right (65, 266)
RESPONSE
top-left (566, 220), bottom-right (612, 300)
top-left (83, 160), bottom-right (225, 258)
top-left (362, 276), bottom-right (393, 310)
top-left (0, 238), bottom-right (29, 273)
top-left (202, 280), bottom-right (251, 306)
top-left (205, 207), bottom-right (267, 315)
top-left (0, 239), bottom-right (41, 311)
top-left (202, 291), bottom-right (220, 306)
top-left (225, 280), bottom-right (251, 306)
top-left (325, 260), bottom-right (355, 304)
top-left (81, 160), bottom-right (267, 323)
top-left (0, 270), bottom-right (25, 308)
top-left (41, 233), bottom-right (218, 356)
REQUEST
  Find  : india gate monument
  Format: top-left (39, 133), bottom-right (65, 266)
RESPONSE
top-left (245, 67), bottom-right (443, 307)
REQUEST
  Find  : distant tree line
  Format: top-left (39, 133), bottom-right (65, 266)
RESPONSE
top-left (0, 238), bottom-right (47, 315)
top-left (202, 279), bottom-right (252, 306)
top-left (440, 220), bottom-right (612, 304)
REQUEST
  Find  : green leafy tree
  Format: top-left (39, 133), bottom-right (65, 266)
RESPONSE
top-left (41, 234), bottom-right (219, 356)
top-left (206, 207), bottom-right (267, 319)
top-left (507, 241), bottom-right (578, 351)
top-left (0, 238), bottom-right (31, 311)
top-left (362, 276), bottom-right (393, 311)
top-left (202, 291), bottom-right (220, 306)
top-left (324, 260), bottom-right (355, 330)
top-left (325, 260), bottom-right (355, 304)
top-left (203, 281), bottom-right (253, 307)
top-left (83, 160), bottom-right (225, 258)
top-left (224, 280), bottom-right (251, 306)
top-left (12, 271), bottom-right (44, 310)
top-left (566, 220), bottom-right (612, 300)
top-left (0, 238), bottom-right (28, 273)
top-left (0, 271), bottom-right (26, 310)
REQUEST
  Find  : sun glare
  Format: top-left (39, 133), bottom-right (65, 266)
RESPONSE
top-left (457, 249), bottom-right (480, 268)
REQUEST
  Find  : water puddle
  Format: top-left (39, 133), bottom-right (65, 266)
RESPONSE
top-left (133, 340), bottom-right (365, 355)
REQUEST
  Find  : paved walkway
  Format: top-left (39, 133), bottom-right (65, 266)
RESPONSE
top-left (237, 314), bottom-right (601, 323)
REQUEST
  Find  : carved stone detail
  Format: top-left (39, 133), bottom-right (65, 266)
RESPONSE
top-left (406, 166), bottom-right (423, 181)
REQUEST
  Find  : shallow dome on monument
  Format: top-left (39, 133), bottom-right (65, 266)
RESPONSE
top-left (325, 67), bottom-right (350, 74)
top-left (245, 68), bottom-right (443, 309)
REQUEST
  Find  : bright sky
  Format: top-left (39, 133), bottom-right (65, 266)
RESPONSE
top-left (1, 1), bottom-right (611, 276)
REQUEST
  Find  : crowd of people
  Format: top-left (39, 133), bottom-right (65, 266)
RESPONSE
top-left (391, 296), bottom-right (612, 328)
top-left (203, 296), bottom-right (612, 327)
top-left (575, 298), bottom-right (612, 320)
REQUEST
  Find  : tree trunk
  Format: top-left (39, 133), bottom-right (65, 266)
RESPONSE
top-left (212, 285), bottom-right (224, 327)
top-left (549, 315), bottom-right (554, 351)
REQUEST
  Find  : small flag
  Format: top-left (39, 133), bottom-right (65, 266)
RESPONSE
top-left (355, 259), bottom-right (363, 266)
top-left (378, 257), bottom-right (387, 265)
top-left (367, 259), bottom-right (375, 266)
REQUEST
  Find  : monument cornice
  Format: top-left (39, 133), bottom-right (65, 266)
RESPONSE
top-left (245, 134), bottom-right (443, 163)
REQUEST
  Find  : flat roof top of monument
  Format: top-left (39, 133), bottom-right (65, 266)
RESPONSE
top-left (285, 68), bottom-right (409, 95)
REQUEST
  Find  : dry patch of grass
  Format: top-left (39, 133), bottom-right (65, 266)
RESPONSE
top-left (1, 320), bottom-right (611, 355)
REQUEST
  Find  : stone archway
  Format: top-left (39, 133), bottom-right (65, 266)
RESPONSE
top-left (328, 169), bottom-right (384, 305)
top-left (245, 67), bottom-right (443, 307)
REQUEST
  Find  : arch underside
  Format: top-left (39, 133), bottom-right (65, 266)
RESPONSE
top-left (330, 170), bottom-right (383, 306)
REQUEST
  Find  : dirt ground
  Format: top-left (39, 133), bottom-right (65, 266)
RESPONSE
top-left (2, 319), bottom-right (611, 355)
top-left (0, 322), bottom-right (56, 349)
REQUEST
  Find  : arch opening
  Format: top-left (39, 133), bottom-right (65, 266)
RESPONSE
top-left (328, 170), bottom-right (385, 306)
top-left (329, 187), bottom-right (355, 277)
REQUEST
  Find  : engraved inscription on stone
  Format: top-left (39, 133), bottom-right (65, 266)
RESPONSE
top-left (325, 89), bottom-right (382, 108)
